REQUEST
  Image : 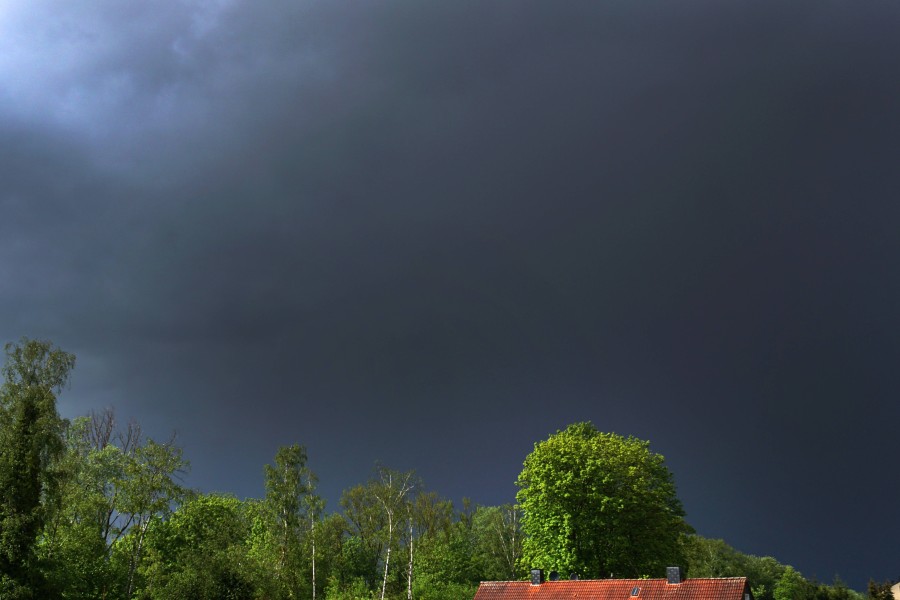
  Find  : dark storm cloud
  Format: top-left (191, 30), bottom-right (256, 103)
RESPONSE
top-left (2, 0), bottom-right (899, 589)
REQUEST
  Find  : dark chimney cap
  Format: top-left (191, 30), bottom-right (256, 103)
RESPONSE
top-left (666, 567), bottom-right (683, 584)
top-left (531, 569), bottom-right (545, 586)
top-left (569, 573), bottom-right (579, 581)
top-left (549, 571), bottom-right (560, 582)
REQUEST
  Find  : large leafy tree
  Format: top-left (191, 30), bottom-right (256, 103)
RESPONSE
top-left (116, 434), bottom-right (188, 598)
top-left (40, 414), bottom-right (131, 599)
top-left (139, 493), bottom-right (256, 600)
top-left (39, 409), bottom-right (187, 599)
top-left (774, 566), bottom-right (814, 600)
top-left (0, 338), bottom-right (75, 598)
top-left (516, 422), bottom-right (689, 579)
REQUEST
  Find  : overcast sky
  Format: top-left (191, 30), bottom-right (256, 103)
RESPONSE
top-left (2, 0), bottom-right (899, 590)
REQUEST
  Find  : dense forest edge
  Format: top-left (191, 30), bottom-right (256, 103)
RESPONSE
top-left (0, 338), bottom-right (893, 600)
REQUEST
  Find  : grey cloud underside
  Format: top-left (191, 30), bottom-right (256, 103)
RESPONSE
top-left (2, 0), bottom-right (900, 590)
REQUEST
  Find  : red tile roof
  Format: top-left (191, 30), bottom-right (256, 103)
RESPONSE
top-left (473, 578), bottom-right (750, 600)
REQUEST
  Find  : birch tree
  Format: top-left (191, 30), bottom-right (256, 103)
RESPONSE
top-left (472, 504), bottom-right (523, 581)
top-left (263, 444), bottom-right (318, 600)
top-left (307, 488), bottom-right (325, 600)
top-left (372, 467), bottom-right (414, 600)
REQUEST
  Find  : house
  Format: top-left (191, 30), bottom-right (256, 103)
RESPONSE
top-left (473, 567), bottom-right (753, 600)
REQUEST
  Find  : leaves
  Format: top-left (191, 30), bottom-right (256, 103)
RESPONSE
top-left (0, 339), bottom-right (75, 596)
top-left (516, 422), bottom-right (689, 579)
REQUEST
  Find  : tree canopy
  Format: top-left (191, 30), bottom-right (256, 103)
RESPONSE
top-left (516, 422), bottom-right (689, 579)
top-left (0, 338), bottom-right (75, 598)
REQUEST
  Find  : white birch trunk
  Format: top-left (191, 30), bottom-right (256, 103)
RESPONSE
top-left (311, 515), bottom-right (316, 600)
top-left (407, 507), bottom-right (414, 600)
top-left (126, 518), bottom-right (150, 599)
top-left (381, 512), bottom-right (393, 600)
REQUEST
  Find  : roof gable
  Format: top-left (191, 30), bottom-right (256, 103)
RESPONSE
top-left (473, 578), bottom-right (750, 600)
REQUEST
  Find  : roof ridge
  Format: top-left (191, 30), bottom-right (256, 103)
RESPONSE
top-left (479, 577), bottom-right (748, 582)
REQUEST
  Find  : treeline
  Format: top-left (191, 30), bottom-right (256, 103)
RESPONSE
top-left (0, 339), bottom-right (522, 599)
top-left (21, 412), bottom-right (523, 599)
top-left (0, 339), bottom-right (884, 600)
top-left (682, 536), bottom-right (868, 600)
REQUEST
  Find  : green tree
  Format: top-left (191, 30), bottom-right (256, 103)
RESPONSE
top-left (743, 555), bottom-right (789, 600)
top-left (516, 422), bottom-right (689, 579)
top-left (38, 409), bottom-right (188, 599)
top-left (339, 482), bottom-right (385, 590)
top-left (472, 504), bottom-right (523, 581)
top-left (413, 514), bottom-right (475, 588)
top-left (308, 511), bottom-right (346, 600)
top-left (774, 566), bottom-right (814, 600)
top-left (262, 444), bottom-right (319, 600)
top-left (681, 535), bottom-right (745, 578)
top-left (117, 435), bottom-right (188, 598)
top-left (371, 467), bottom-right (415, 600)
top-left (681, 535), bottom-right (787, 600)
top-left (337, 466), bottom-right (416, 600)
top-left (139, 493), bottom-right (256, 600)
top-left (39, 414), bottom-right (130, 599)
top-left (867, 580), bottom-right (894, 600)
top-left (816, 577), bottom-right (864, 600)
top-left (0, 338), bottom-right (75, 598)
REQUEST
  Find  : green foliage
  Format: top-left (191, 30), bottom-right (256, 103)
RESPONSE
top-left (471, 505), bottom-right (524, 581)
top-left (261, 443), bottom-right (321, 599)
top-left (265, 445), bottom-right (316, 537)
top-left (414, 521), bottom-right (477, 586)
top-left (337, 533), bottom-right (381, 589)
top-left (681, 535), bottom-right (864, 600)
top-left (681, 535), bottom-right (746, 577)
top-left (116, 436), bottom-right (188, 597)
top-left (139, 493), bottom-right (256, 600)
top-left (516, 422), bottom-right (689, 579)
top-left (302, 511), bottom-right (347, 600)
top-left (681, 534), bottom-right (787, 600)
top-left (867, 580), bottom-right (894, 600)
top-left (0, 338), bottom-right (75, 596)
top-left (410, 573), bottom-right (478, 600)
top-left (818, 578), bottom-right (865, 600)
top-left (775, 566), bottom-right (813, 600)
top-left (325, 575), bottom-right (376, 600)
top-left (36, 410), bottom-right (187, 599)
top-left (340, 477), bottom-right (392, 589)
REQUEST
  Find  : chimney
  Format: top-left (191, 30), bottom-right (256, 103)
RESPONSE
top-left (666, 567), bottom-right (683, 584)
top-left (569, 573), bottom-right (579, 581)
top-left (531, 569), bottom-right (545, 586)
